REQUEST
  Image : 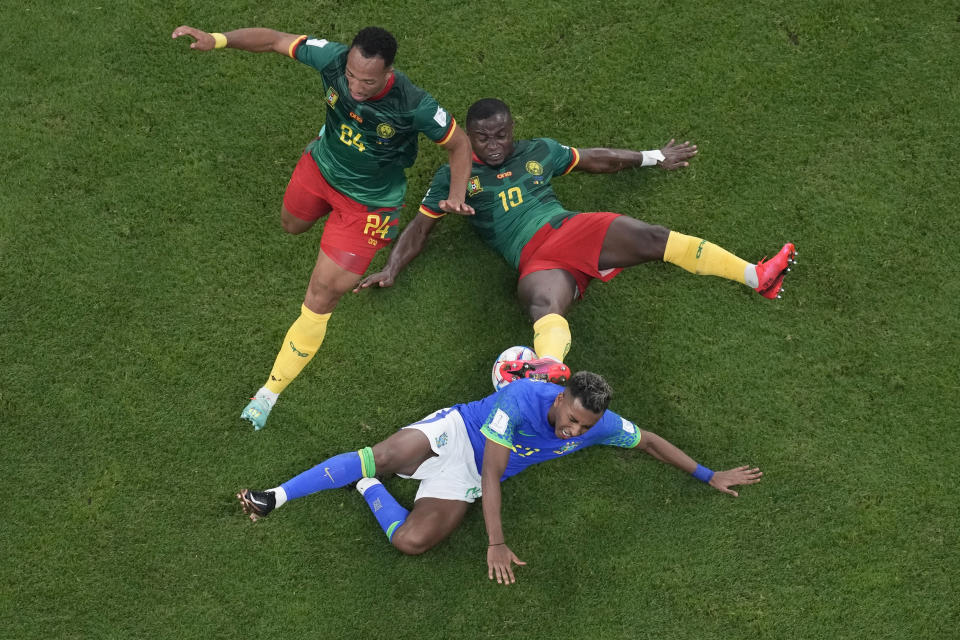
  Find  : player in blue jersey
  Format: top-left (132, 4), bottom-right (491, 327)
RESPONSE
top-left (237, 372), bottom-right (762, 585)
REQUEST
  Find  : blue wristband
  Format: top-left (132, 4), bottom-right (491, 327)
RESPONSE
top-left (692, 464), bottom-right (715, 483)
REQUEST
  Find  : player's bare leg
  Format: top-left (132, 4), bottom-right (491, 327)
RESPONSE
top-left (599, 216), bottom-right (796, 298)
top-left (280, 203), bottom-right (322, 235)
top-left (389, 498), bottom-right (470, 555)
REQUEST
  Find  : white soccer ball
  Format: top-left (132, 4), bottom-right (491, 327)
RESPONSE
top-left (492, 345), bottom-right (536, 391)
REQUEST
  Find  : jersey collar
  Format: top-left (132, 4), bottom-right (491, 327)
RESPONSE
top-left (368, 72), bottom-right (396, 102)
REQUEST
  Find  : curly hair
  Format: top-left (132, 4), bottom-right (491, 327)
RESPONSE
top-left (566, 371), bottom-right (612, 414)
top-left (351, 27), bottom-right (398, 67)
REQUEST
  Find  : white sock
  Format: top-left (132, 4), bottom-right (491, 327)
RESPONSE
top-left (254, 387), bottom-right (279, 410)
top-left (355, 477), bottom-right (382, 495)
top-left (268, 486), bottom-right (288, 508)
top-left (744, 264), bottom-right (759, 289)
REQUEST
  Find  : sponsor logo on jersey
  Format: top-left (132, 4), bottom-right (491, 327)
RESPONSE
top-left (496, 171), bottom-right (513, 179)
top-left (525, 161), bottom-right (544, 176)
top-left (433, 106), bottom-right (449, 127)
top-left (349, 111), bottom-right (364, 123)
top-left (467, 176), bottom-right (483, 196)
top-left (435, 432), bottom-right (449, 448)
top-left (376, 123), bottom-right (396, 139)
top-left (325, 87), bottom-right (339, 109)
top-left (465, 487), bottom-right (481, 500)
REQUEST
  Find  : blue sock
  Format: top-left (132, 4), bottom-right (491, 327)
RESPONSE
top-left (359, 480), bottom-right (409, 541)
top-left (281, 448), bottom-right (374, 500)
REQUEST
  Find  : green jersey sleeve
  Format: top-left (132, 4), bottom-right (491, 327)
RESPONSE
top-left (537, 137), bottom-right (581, 176)
top-left (293, 37), bottom-right (346, 73)
top-left (418, 165), bottom-right (452, 218)
top-left (411, 93), bottom-right (456, 143)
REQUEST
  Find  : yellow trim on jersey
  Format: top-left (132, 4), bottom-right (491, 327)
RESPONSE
top-left (436, 119), bottom-right (458, 146)
top-left (288, 35), bottom-right (308, 58)
top-left (418, 205), bottom-right (447, 219)
top-left (560, 147), bottom-right (580, 175)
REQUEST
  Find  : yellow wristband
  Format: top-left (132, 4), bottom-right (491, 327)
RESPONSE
top-left (211, 32), bottom-right (228, 49)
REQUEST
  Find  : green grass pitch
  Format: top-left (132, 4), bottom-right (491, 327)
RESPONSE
top-left (3, 1), bottom-right (959, 638)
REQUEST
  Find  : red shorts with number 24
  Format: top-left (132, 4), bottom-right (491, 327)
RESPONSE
top-left (283, 153), bottom-right (400, 274)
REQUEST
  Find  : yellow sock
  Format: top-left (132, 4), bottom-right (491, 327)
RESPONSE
top-left (264, 305), bottom-right (331, 394)
top-left (533, 313), bottom-right (571, 362)
top-left (663, 231), bottom-right (749, 284)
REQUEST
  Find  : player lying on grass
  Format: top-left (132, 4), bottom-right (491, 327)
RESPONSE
top-left (171, 25), bottom-right (474, 430)
top-left (356, 98), bottom-right (797, 384)
top-left (237, 371), bottom-right (762, 585)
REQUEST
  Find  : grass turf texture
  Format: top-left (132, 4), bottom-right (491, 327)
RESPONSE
top-left (3, 1), bottom-right (959, 637)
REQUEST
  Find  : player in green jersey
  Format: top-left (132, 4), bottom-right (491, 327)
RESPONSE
top-left (357, 98), bottom-right (796, 379)
top-left (171, 25), bottom-right (474, 430)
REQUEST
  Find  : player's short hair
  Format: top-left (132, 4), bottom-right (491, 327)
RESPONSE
top-left (466, 98), bottom-right (512, 127)
top-left (566, 371), bottom-right (612, 415)
top-left (350, 27), bottom-right (398, 67)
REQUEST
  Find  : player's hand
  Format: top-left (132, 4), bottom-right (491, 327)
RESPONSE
top-left (709, 465), bottom-right (763, 497)
top-left (659, 139), bottom-right (698, 170)
top-left (487, 543), bottom-right (526, 585)
top-left (439, 199), bottom-right (475, 216)
top-left (171, 25), bottom-right (218, 51)
top-left (353, 270), bottom-right (395, 292)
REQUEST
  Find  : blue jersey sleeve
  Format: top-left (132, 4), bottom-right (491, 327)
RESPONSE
top-left (479, 391), bottom-right (524, 451)
top-left (597, 411), bottom-right (643, 449)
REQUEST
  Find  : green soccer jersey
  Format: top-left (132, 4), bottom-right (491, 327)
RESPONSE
top-left (419, 138), bottom-right (581, 268)
top-left (293, 36), bottom-right (457, 208)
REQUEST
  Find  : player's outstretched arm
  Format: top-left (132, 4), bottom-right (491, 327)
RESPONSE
top-left (576, 139), bottom-right (697, 173)
top-left (171, 26), bottom-right (302, 55)
top-left (353, 213), bottom-right (440, 292)
top-left (637, 429), bottom-right (762, 497)
top-left (438, 128), bottom-right (476, 215)
top-left (481, 439), bottom-right (526, 585)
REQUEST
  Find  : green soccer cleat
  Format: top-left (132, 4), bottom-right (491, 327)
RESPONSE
top-left (240, 397), bottom-right (272, 431)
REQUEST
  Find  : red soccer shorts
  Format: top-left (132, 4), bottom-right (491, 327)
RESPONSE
top-left (518, 212), bottom-right (623, 297)
top-left (283, 152), bottom-right (400, 274)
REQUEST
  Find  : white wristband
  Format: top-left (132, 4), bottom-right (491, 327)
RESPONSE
top-left (641, 150), bottom-right (665, 167)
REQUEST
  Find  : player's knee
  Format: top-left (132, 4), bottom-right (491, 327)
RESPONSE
top-left (391, 526), bottom-right (433, 556)
top-left (526, 296), bottom-right (568, 323)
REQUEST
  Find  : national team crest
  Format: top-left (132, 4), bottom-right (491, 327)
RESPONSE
top-left (552, 441), bottom-right (579, 455)
top-left (467, 176), bottom-right (483, 196)
top-left (325, 87), bottom-right (339, 108)
top-left (525, 161), bottom-right (544, 176)
top-left (435, 432), bottom-right (449, 448)
top-left (376, 123), bottom-right (396, 139)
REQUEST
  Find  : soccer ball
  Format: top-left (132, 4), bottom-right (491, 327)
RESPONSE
top-left (492, 345), bottom-right (536, 391)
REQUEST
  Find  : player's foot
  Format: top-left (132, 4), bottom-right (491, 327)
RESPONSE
top-left (237, 489), bottom-right (276, 521)
top-left (758, 270), bottom-right (787, 299)
top-left (755, 243), bottom-right (796, 296)
top-left (240, 397), bottom-right (272, 431)
top-left (498, 357), bottom-right (571, 385)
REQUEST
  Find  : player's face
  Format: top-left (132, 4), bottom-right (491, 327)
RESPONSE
top-left (549, 392), bottom-right (603, 440)
top-left (467, 112), bottom-right (515, 167)
top-left (345, 48), bottom-right (392, 102)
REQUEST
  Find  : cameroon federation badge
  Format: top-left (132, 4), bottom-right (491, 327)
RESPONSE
top-left (525, 160), bottom-right (544, 176)
top-left (376, 122), bottom-right (396, 139)
top-left (467, 176), bottom-right (483, 197)
top-left (325, 87), bottom-right (339, 108)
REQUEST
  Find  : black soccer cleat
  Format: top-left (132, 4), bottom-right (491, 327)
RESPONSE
top-left (237, 489), bottom-right (276, 521)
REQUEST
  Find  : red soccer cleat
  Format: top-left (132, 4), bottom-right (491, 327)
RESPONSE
top-left (755, 243), bottom-right (796, 297)
top-left (497, 358), bottom-right (571, 385)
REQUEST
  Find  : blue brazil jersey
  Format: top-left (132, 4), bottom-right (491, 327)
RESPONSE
top-left (453, 379), bottom-right (642, 480)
